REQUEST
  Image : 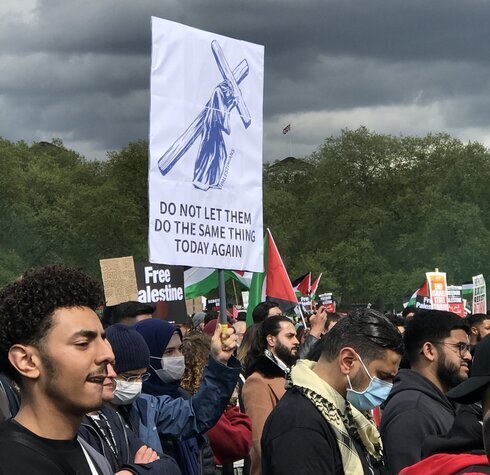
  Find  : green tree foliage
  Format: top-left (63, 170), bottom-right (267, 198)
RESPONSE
top-left (1, 129), bottom-right (489, 309)
top-left (265, 127), bottom-right (490, 308)
top-left (0, 139), bottom-right (149, 283)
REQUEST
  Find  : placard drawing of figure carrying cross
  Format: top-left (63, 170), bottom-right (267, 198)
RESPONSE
top-left (158, 40), bottom-right (252, 191)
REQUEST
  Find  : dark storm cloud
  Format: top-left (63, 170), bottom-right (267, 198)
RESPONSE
top-left (1, 0), bottom-right (490, 159)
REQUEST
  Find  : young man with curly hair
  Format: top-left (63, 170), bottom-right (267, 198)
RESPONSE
top-left (0, 265), bottom-right (116, 475)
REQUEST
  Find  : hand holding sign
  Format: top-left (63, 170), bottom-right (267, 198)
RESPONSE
top-left (211, 321), bottom-right (237, 363)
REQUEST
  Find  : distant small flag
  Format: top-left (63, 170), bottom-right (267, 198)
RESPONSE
top-left (282, 124), bottom-right (291, 134)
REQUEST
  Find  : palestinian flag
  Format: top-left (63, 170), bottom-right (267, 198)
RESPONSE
top-left (184, 268), bottom-right (253, 299)
top-left (461, 282), bottom-right (473, 301)
top-left (292, 273), bottom-right (311, 297)
top-left (229, 270), bottom-right (253, 288)
top-left (184, 267), bottom-right (221, 299)
top-left (311, 273), bottom-right (323, 299)
top-left (246, 229), bottom-right (298, 326)
top-left (403, 280), bottom-right (431, 309)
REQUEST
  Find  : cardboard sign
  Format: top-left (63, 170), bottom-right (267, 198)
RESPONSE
top-left (447, 285), bottom-right (465, 317)
top-left (135, 262), bottom-right (187, 323)
top-left (473, 274), bottom-right (487, 314)
top-left (100, 256), bottom-right (138, 306)
top-left (426, 271), bottom-right (449, 311)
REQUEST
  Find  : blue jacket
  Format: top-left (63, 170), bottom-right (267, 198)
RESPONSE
top-left (127, 355), bottom-right (241, 454)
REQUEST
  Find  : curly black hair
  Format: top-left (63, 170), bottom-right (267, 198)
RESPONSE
top-left (0, 264), bottom-right (103, 382)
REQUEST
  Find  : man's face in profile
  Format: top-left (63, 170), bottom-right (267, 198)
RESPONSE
top-left (34, 307), bottom-right (114, 415)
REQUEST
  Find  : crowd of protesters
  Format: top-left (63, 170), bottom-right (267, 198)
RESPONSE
top-left (0, 265), bottom-right (490, 474)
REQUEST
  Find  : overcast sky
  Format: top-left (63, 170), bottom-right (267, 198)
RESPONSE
top-left (2, 0), bottom-right (490, 161)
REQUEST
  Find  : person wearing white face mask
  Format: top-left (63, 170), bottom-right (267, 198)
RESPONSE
top-left (261, 309), bottom-right (404, 475)
top-left (79, 359), bottom-right (181, 475)
top-left (106, 320), bottom-right (240, 475)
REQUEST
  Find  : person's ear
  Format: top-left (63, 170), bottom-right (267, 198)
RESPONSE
top-left (470, 326), bottom-right (479, 337)
top-left (266, 334), bottom-right (276, 349)
top-left (8, 344), bottom-right (42, 380)
top-left (339, 347), bottom-right (357, 375)
top-left (421, 341), bottom-right (437, 362)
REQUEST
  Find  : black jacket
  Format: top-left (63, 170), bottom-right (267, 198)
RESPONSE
top-left (79, 404), bottom-right (181, 475)
top-left (0, 375), bottom-right (19, 422)
top-left (380, 369), bottom-right (457, 474)
top-left (422, 403), bottom-right (484, 458)
top-left (261, 387), bottom-right (381, 475)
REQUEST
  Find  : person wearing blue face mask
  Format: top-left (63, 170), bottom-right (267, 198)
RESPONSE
top-left (346, 352), bottom-right (394, 411)
top-left (261, 309), bottom-right (404, 475)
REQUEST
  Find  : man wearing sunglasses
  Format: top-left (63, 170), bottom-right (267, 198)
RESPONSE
top-left (380, 310), bottom-right (471, 474)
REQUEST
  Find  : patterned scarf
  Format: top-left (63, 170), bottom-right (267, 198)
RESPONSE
top-left (290, 360), bottom-right (384, 475)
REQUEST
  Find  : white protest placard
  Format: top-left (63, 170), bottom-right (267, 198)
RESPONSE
top-left (447, 285), bottom-right (465, 317)
top-left (148, 17), bottom-right (264, 272)
top-left (319, 292), bottom-right (336, 313)
top-left (473, 274), bottom-right (487, 314)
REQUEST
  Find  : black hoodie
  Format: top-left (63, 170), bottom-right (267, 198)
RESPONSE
top-left (380, 369), bottom-right (457, 475)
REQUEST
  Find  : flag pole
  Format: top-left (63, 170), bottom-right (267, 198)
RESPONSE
top-left (231, 278), bottom-right (239, 308)
top-left (297, 303), bottom-right (307, 328)
top-left (218, 269), bottom-right (228, 331)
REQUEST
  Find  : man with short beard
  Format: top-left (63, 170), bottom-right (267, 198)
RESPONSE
top-left (242, 315), bottom-right (299, 475)
top-left (0, 265), bottom-right (115, 474)
top-left (380, 310), bottom-right (471, 474)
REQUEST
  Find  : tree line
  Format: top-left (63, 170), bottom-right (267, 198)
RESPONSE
top-left (1, 127), bottom-right (489, 309)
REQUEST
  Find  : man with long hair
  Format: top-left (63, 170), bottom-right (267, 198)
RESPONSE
top-left (242, 315), bottom-right (299, 475)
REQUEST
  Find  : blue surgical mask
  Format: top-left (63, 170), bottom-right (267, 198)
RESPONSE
top-left (346, 355), bottom-right (393, 411)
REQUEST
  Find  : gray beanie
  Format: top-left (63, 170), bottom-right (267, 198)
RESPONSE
top-left (192, 312), bottom-right (206, 328)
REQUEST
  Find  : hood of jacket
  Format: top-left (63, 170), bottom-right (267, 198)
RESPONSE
top-left (384, 369), bottom-right (456, 414)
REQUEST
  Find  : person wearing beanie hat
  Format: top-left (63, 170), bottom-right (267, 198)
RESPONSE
top-left (79, 324), bottom-right (182, 475)
top-left (107, 324), bottom-right (151, 376)
top-left (106, 318), bottom-right (241, 475)
top-left (192, 312), bottom-right (206, 331)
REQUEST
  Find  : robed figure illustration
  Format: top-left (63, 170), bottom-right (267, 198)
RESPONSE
top-left (158, 40), bottom-right (251, 191)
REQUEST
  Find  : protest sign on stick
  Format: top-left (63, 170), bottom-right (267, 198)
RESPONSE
top-left (447, 285), bottom-right (465, 317)
top-left (148, 17), bottom-right (264, 273)
top-left (473, 274), bottom-right (487, 314)
top-left (426, 270), bottom-right (449, 311)
top-left (319, 293), bottom-right (336, 313)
